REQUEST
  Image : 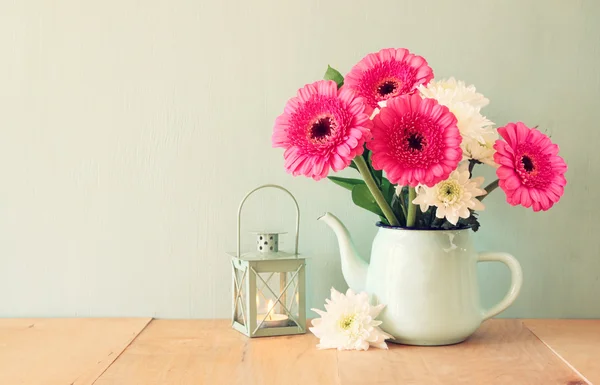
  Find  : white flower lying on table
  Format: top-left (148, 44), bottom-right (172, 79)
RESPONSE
top-left (310, 288), bottom-right (392, 351)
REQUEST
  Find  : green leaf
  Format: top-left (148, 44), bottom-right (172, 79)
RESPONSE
top-left (378, 216), bottom-right (390, 226)
top-left (457, 211), bottom-right (481, 232)
top-left (367, 151), bottom-right (382, 186)
top-left (380, 178), bottom-right (395, 203)
top-left (390, 194), bottom-right (405, 225)
top-left (418, 206), bottom-right (435, 228)
top-left (428, 209), bottom-right (481, 232)
top-left (349, 160), bottom-right (358, 171)
top-left (391, 185), bottom-right (408, 225)
top-left (429, 212), bottom-right (446, 229)
top-left (351, 184), bottom-right (384, 217)
top-left (327, 176), bottom-right (365, 191)
top-left (381, 178), bottom-right (400, 224)
top-left (324, 65), bottom-right (344, 88)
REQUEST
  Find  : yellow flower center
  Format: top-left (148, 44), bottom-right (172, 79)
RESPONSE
top-left (339, 314), bottom-right (356, 331)
top-left (437, 180), bottom-right (463, 206)
top-left (439, 81), bottom-right (453, 90)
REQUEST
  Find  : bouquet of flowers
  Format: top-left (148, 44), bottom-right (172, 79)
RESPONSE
top-left (272, 48), bottom-right (567, 230)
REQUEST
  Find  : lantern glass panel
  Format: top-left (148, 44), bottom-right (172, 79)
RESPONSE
top-left (255, 271), bottom-right (301, 329)
top-left (233, 263), bottom-right (247, 327)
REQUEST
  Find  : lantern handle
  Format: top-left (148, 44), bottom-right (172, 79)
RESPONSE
top-left (237, 184), bottom-right (300, 258)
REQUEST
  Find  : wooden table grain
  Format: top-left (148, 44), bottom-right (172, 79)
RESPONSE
top-left (1, 318), bottom-right (597, 385)
top-left (94, 319), bottom-right (340, 385)
top-left (524, 319), bottom-right (600, 385)
top-left (0, 318), bottom-right (151, 385)
top-left (94, 319), bottom-right (591, 385)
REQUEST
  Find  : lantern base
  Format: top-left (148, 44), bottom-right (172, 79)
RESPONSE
top-left (232, 319), bottom-right (306, 338)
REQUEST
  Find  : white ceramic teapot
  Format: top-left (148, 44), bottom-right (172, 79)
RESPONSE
top-left (319, 212), bottom-right (523, 345)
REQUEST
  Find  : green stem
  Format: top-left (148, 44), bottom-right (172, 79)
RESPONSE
top-left (354, 156), bottom-right (400, 226)
top-left (398, 187), bottom-right (408, 219)
top-left (406, 187), bottom-right (417, 227)
top-left (479, 179), bottom-right (499, 202)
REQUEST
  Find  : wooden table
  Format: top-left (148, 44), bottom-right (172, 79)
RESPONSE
top-left (1, 319), bottom-right (598, 385)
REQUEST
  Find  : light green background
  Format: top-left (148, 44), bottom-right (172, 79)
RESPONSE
top-left (1, 0), bottom-right (598, 318)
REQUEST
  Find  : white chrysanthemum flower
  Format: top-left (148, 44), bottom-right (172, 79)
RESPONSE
top-left (412, 163), bottom-right (486, 225)
top-left (418, 77), bottom-right (489, 109)
top-left (462, 129), bottom-right (499, 167)
top-left (310, 288), bottom-right (392, 351)
top-left (450, 102), bottom-right (494, 143)
top-left (419, 78), bottom-right (496, 165)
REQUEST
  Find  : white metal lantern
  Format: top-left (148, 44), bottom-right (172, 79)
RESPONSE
top-left (228, 184), bottom-right (306, 337)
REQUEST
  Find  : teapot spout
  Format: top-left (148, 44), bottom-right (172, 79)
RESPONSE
top-left (318, 212), bottom-right (368, 292)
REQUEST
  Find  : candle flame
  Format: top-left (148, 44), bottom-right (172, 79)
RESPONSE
top-left (295, 292), bottom-right (299, 304)
top-left (267, 299), bottom-right (275, 321)
top-left (256, 294), bottom-right (260, 309)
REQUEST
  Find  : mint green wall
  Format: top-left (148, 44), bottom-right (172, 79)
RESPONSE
top-left (1, 0), bottom-right (598, 318)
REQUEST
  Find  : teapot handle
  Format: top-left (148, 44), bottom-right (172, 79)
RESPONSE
top-left (477, 252), bottom-right (523, 321)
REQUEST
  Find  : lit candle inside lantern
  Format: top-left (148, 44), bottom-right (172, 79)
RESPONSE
top-left (258, 299), bottom-right (288, 328)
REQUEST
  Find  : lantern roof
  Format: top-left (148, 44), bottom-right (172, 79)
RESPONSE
top-left (226, 250), bottom-right (302, 261)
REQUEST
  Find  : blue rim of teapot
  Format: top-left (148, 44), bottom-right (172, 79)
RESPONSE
top-left (375, 221), bottom-right (475, 231)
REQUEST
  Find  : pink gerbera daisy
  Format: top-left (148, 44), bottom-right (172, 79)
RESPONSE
top-left (367, 94), bottom-right (462, 187)
top-left (272, 80), bottom-right (372, 180)
top-left (345, 48), bottom-right (434, 113)
top-left (494, 122), bottom-right (567, 212)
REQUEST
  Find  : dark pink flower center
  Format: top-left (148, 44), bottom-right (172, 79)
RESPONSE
top-left (309, 116), bottom-right (336, 143)
top-left (377, 79), bottom-right (401, 98)
top-left (521, 155), bottom-right (535, 172)
top-left (359, 63), bottom-right (419, 108)
top-left (406, 133), bottom-right (425, 151)
top-left (515, 145), bottom-right (552, 189)
top-left (389, 113), bottom-right (442, 167)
